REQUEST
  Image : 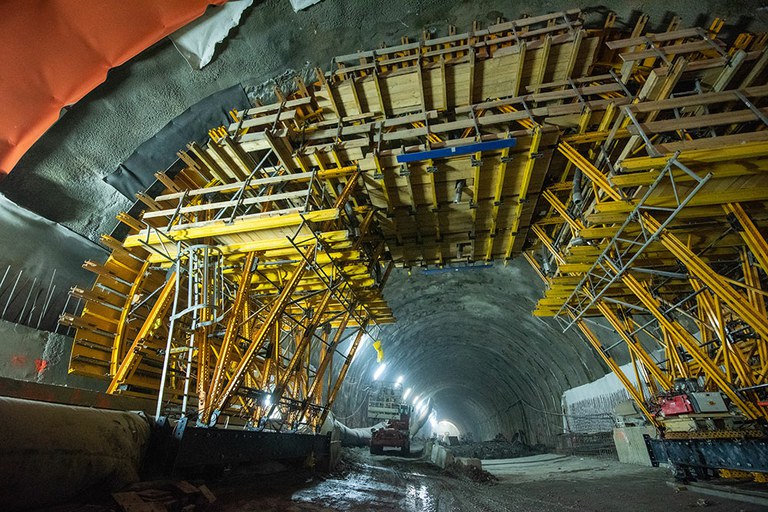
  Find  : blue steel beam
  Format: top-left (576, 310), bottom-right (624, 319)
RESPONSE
top-left (396, 138), bottom-right (517, 164)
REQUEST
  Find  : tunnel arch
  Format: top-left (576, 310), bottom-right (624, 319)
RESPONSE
top-left (434, 420), bottom-right (461, 439)
top-left (337, 260), bottom-right (607, 444)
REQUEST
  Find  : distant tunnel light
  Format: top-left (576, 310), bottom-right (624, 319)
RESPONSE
top-left (436, 420), bottom-right (461, 438)
top-left (403, 387), bottom-right (412, 400)
top-left (373, 362), bottom-right (387, 380)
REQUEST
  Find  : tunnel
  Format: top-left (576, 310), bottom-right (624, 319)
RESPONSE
top-left (336, 262), bottom-right (605, 443)
top-left (1, 1), bottom-right (768, 511)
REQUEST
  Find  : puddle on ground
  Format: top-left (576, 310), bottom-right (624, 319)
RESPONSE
top-left (292, 464), bottom-right (441, 511)
top-left (401, 482), bottom-right (437, 511)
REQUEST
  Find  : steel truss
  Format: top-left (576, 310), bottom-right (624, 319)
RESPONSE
top-left (527, 28), bottom-right (768, 425)
top-left (63, 130), bottom-right (394, 432)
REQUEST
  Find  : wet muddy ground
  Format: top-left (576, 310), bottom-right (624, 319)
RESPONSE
top-left (208, 448), bottom-right (765, 512)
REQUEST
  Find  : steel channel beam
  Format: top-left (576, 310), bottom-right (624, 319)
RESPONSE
top-left (172, 426), bottom-right (331, 474)
top-left (648, 437), bottom-right (768, 473)
top-left (395, 138), bottom-right (518, 163)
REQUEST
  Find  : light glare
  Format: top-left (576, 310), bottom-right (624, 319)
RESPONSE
top-left (373, 362), bottom-right (387, 380)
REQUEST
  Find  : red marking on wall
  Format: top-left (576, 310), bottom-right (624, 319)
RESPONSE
top-left (10, 354), bottom-right (27, 367)
top-left (35, 359), bottom-right (48, 374)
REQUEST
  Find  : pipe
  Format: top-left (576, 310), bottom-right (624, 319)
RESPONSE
top-left (410, 401), bottom-right (431, 438)
top-left (396, 138), bottom-right (517, 163)
top-left (541, 246), bottom-right (552, 276)
top-left (0, 396), bottom-right (152, 510)
top-left (333, 418), bottom-right (386, 447)
top-left (571, 168), bottom-right (583, 208)
top-left (454, 179), bottom-right (466, 203)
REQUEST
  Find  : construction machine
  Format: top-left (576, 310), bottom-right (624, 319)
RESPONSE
top-left (367, 382), bottom-right (411, 455)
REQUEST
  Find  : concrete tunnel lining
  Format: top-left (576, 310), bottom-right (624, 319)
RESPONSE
top-left (336, 261), bottom-right (607, 443)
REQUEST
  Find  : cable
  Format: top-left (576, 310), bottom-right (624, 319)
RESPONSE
top-left (472, 398), bottom-right (614, 431)
top-left (520, 398), bottom-right (613, 419)
top-left (333, 387), bottom-right (371, 421)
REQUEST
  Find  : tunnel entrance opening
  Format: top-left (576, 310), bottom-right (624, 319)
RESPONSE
top-left (433, 419), bottom-right (460, 440)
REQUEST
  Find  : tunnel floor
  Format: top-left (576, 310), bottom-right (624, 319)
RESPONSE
top-left (206, 449), bottom-right (764, 512)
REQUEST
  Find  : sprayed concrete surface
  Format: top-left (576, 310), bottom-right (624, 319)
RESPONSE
top-left (207, 448), bottom-right (765, 511)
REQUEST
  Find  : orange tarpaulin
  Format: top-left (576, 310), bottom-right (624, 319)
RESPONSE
top-left (0, 0), bottom-right (226, 178)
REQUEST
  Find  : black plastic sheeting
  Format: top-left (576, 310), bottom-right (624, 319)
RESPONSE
top-left (108, 160), bottom-right (185, 242)
top-left (104, 84), bottom-right (249, 199)
top-left (0, 194), bottom-right (107, 331)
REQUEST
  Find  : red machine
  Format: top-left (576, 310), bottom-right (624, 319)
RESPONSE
top-left (660, 394), bottom-right (695, 416)
top-left (370, 410), bottom-right (411, 455)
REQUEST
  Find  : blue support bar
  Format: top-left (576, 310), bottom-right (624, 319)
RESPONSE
top-left (395, 138), bottom-right (517, 164)
top-left (421, 263), bottom-right (494, 275)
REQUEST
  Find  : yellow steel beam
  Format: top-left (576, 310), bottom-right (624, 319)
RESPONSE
top-left (742, 250), bottom-right (768, 381)
top-left (573, 316), bottom-right (659, 426)
top-left (595, 301), bottom-right (673, 389)
top-left (612, 159), bottom-right (768, 187)
top-left (558, 141), bottom-right (622, 201)
top-left (620, 141), bottom-right (768, 172)
top-left (620, 269), bottom-right (763, 420)
top-left (485, 146), bottom-right (511, 260)
top-left (541, 189), bottom-right (583, 232)
top-left (594, 187), bottom-right (768, 214)
top-left (107, 273), bottom-right (177, 394)
top-left (317, 324), bottom-right (369, 427)
top-left (530, 224), bottom-right (565, 265)
top-left (333, 169), bottom-right (361, 209)
top-left (125, 209), bottom-right (340, 248)
top-left (271, 289), bottom-right (334, 414)
top-left (146, 230), bottom-right (350, 264)
top-left (503, 126), bottom-right (542, 259)
top-left (206, 252), bottom-right (258, 412)
top-left (694, 281), bottom-right (756, 388)
top-left (724, 203), bottom-right (768, 273)
top-left (110, 260), bottom-right (151, 376)
top-left (300, 311), bottom-right (353, 422)
top-left (644, 214), bottom-right (768, 342)
top-left (208, 245), bottom-right (314, 420)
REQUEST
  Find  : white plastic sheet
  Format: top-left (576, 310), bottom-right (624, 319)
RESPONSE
top-left (561, 359), bottom-right (656, 433)
top-left (289, 0), bottom-right (322, 11)
top-left (170, 0), bottom-right (253, 70)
